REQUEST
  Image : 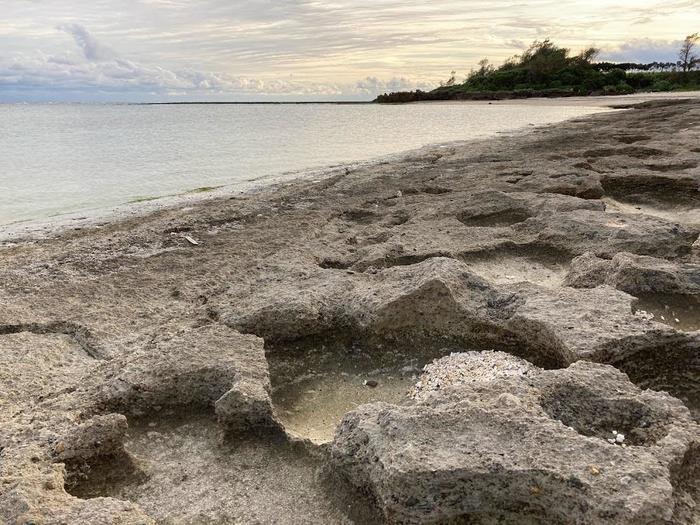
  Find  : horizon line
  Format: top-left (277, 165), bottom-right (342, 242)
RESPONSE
top-left (140, 101), bottom-right (373, 105)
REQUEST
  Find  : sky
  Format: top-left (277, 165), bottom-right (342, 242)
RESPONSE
top-left (1, 0), bottom-right (697, 102)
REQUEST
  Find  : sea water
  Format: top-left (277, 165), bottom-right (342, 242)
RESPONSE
top-left (0, 102), bottom-right (608, 226)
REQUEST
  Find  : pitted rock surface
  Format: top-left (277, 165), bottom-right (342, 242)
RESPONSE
top-left (331, 352), bottom-right (699, 524)
top-left (566, 251), bottom-right (700, 295)
top-left (0, 325), bottom-right (273, 524)
top-left (1, 99), bottom-right (699, 523)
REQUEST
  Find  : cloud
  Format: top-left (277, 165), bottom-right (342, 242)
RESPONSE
top-left (600, 39), bottom-right (682, 63)
top-left (355, 76), bottom-right (433, 95)
top-left (505, 40), bottom-right (527, 50)
top-left (2, 1), bottom-right (696, 101)
top-left (0, 25), bottom-right (429, 101)
top-left (57, 23), bottom-right (115, 61)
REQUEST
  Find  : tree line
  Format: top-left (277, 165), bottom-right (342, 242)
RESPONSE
top-left (376, 34), bottom-right (699, 103)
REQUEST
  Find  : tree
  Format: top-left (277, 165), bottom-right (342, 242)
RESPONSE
top-left (576, 47), bottom-right (599, 64)
top-left (678, 33), bottom-right (699, 72)
top-left (519, 39), bottom-right (569, 75)
top-left (444, 70), bottom-right (457, 87)
top-left (467, 59), bottom-right (494, 80)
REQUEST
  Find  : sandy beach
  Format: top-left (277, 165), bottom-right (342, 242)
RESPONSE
top-left (1, 98), bottom-right (699, 524)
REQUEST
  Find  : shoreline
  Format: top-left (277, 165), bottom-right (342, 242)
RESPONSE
top-left (5, 91), bottom-right (698, 242)
top-left (0, 138), bottom-right (499, 244)
top-left (0, 99), bottom-right (625, 243)
top-left (0, 113), bottom-right (612, 245)
top-left (412, 90), bottom-right (700, 106)
top-left (1, 97), bottom-right (698, 524)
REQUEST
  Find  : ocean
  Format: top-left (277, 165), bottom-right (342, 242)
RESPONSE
top-left (0, 101), bottom-right (609, 226)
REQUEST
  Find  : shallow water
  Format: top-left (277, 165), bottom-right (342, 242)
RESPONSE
top-left (0, 102), bottom-right (608, 225)
top-left (633, 294), bottom-right (700, 332)
top-left (267, 339), bottom-right (457, 443)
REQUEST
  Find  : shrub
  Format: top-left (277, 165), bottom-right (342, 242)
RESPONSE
top-left (651, 80), bottom-right (673, 92)
top-left (616, 82), bottom-right (635, 94)
top-left (374, 38), bottom-right (700, 102)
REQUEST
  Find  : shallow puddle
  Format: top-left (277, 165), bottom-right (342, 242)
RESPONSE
top-left (633, 294), bottom-right (700, 332)
top-left (267, 339), bottom-right (456, 444)
top-left (69, 413), bottom-right (376, 524)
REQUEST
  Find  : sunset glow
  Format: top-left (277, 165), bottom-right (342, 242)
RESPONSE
top-left (1, 0), bottom-right (698, 101)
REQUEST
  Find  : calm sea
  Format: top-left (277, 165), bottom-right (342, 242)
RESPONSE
top-left (0, 102), bottom-right (608, 226)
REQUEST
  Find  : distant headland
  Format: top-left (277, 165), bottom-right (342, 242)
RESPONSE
top-left (376, 36), bottom-right (700, 103)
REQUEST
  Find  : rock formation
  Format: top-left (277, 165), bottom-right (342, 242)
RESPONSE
top-left (331, 352), bottom-right (699, 524)
top-left (1, 99), bottom-right (698, 523)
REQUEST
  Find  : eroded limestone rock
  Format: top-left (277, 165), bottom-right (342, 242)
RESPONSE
top-left (331, 352), bottom-right (700, 524)
top-left (2, 99), bottom-right (700, 523)
top-left (89, 325), bottom-right (274, 430)
top-left (566, 251), bottom-right (700, 296)
top-left (226, 256), bottom-right (699, 404)
top-left (0, 325), bottom-right (274, 524)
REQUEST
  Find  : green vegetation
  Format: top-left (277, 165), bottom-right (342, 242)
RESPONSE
top-left (376, 37), bottom-right (700, 103)
top-left (129, 195), bottom-right (160, 203)
top-left (188, 186), bottom-right (223, 194)
top-left (128, 185), bottom-right (224, 205)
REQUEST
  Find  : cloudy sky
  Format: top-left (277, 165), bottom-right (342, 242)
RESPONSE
top-left (1, 0), bottom-right (697, 102)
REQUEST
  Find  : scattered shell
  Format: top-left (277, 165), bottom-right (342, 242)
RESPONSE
top-left (411, 351), bottom-right (533, 399)
top-left (184, 235), bottom-right (199, 246)
top-left (634, 309), bottom-right (654, 321)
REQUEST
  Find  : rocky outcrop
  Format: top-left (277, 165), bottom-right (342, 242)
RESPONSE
top-left (331, 352), bottom-right (699, 524)
top-left (0, 325), bottom-right (274, 525)
top-left (512, 209), bottom-right (698, 259)
top-left (566, 252), bottom-right (700, 295)
top-left (225, 256), bottom-right (699, 406)
top-left (89, 325), bottom-right (275, 430)
top-left (434, 190), bottom-right (605, 226)
top-left (1, 99), bottom-right (699, 523)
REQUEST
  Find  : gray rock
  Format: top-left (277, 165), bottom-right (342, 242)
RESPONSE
top-left (226, 257), bottom-right (699, 407)
top-left (331, 352), bottom-right (700, 524)
top-left (513, 209), bottom-right (698, 259)
top-left (91, 325), bottom-right (274, 429)
top-left (0, 325), bottom-right (274, 525)
top-left (2, 99), bottom-right (700, 523)
top-left (566, 251), bottom-right (700, 296)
